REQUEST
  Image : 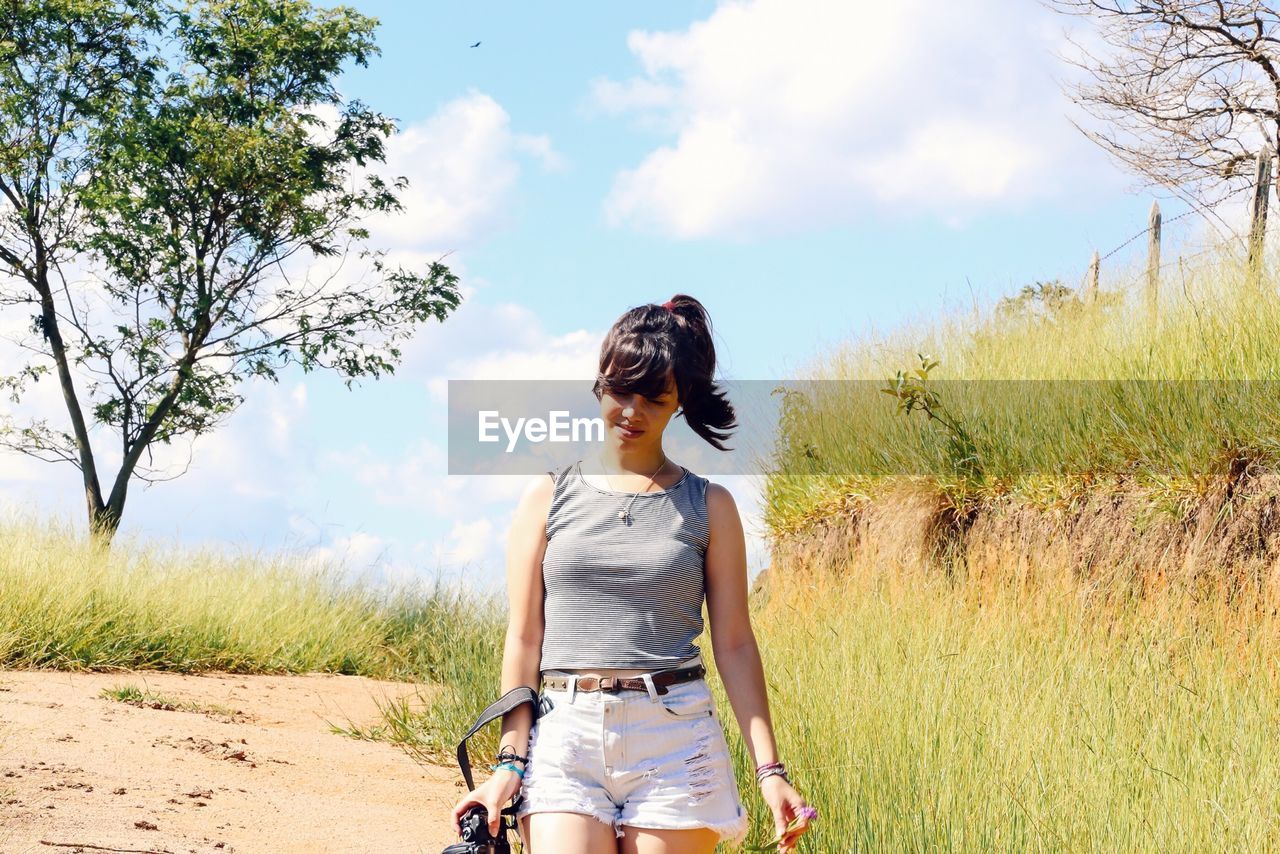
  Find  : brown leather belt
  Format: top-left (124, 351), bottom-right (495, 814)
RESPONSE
top-left (541, 663), bottom-right (705, 696)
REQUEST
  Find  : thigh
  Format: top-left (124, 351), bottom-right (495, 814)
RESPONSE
top-left (521, 810), bottom-right (620, 854)
top-left (619, 824), bottom-right (719, 854)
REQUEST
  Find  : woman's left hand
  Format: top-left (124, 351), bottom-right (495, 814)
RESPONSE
top-left (759, 775), bottom-right (814, 852)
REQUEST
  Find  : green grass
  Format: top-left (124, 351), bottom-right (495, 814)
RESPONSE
top-left (100, 683), bottom-right (240, 718)
top-left (0, 509), bottom-right (507, 766)
top-left (766, 240), bottom-right (1280, 537)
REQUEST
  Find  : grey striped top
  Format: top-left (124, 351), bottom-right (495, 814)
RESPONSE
top-left (538, 458), bottom-right (711, 671)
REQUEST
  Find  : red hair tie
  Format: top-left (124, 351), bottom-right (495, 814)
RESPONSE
top-left (661, 300), bottom-right (676, 312)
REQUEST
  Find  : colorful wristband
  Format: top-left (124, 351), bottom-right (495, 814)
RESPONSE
top-left (756, 761), bottom-right (789, 784)
top-left (757, 767), bottom-right (789, 784)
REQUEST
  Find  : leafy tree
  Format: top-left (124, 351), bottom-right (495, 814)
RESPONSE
top-left (0, 0), bottom-right (462, 540)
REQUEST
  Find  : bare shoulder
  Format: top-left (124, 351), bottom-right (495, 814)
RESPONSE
top-left (705, 479), bottom-right (738, 509)
top-left (520, 470), bottom-right (557, 501)
top-left (703, 480), bottom-right (742, 531)
top-left (514, 471), bottom-right (556, 524)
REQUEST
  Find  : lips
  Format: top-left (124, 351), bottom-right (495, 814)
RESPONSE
top-left (617, 424), bottom-right (644, 436)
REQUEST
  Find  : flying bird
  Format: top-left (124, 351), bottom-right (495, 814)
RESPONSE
top-left (470, 41), bottom-right (481, 48)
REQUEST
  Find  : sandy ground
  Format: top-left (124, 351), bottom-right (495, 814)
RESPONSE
top-left (0, 668), bottom-right (469, 853)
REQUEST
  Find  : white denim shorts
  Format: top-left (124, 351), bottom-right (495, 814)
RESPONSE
top-left (514, 654), bottom-right (750, 847)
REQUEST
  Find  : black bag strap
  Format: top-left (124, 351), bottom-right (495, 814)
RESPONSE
top-left (456, 686), bottom-right (540, 792)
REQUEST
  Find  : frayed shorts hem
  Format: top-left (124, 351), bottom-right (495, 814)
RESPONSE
top-left (515, 806), bottom-right (751, 845)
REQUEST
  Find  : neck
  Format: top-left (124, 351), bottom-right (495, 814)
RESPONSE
top-left (597, 443), bottom-right (667, 477)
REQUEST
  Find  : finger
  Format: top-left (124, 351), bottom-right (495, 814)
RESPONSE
top-left (785, 818), bottom-right (811, 837)
top-left (450, 803), bottom-right (468, 834)
top-left (779, 825), bottom-right (806, 848)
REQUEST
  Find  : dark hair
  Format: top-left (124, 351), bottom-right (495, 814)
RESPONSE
top-left (592, 294), bottom-right (737, 451)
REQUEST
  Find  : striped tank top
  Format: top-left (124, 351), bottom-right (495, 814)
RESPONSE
top-left (539, 458), bottom-right (710, 671)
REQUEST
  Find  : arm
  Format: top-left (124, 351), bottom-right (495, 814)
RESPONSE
top-left (496, 471), bottom-right (554, 761)
top-left (704, 481), bottom-right (811, 851)
top-left (452, 471), bottom-right (553, 836)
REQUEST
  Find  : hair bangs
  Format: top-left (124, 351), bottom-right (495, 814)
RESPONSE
top-left (596, 337), bottom-right (674, 400)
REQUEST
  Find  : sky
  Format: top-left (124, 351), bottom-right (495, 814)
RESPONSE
top-left (0, 0), bottom-right (1221, 598)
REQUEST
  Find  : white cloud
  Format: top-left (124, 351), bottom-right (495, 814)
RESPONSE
top-left (437, 516), bottom-right (495, 565)
top-left (356, 91), bottom-right (561, 249)
top-left (402, 300), bottom-right (602, 405)
top-left (598, 0), bottom-right (1115, 238)
top-left (589, 76), bottom-right (679, 122)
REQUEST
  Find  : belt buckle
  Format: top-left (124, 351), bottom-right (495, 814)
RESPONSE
top-left (598, 676), bottom-right (618, 692)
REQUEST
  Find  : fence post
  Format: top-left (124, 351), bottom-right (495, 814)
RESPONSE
top-left (1146, 200), bottom-right (1161, 326)
top-left (1085, 250), bottom-right (1100, 304)
top-left (1249, 146), bottom-right (1272, 289)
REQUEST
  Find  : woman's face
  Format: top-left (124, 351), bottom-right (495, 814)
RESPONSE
top-left (598, 368), bottom-right (680, 446)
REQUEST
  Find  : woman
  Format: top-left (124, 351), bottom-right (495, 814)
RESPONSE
top-left (450, 295), bottom-right (812, 853)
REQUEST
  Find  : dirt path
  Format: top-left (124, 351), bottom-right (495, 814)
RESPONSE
top-left (0, 668), bottom-right (468, 853)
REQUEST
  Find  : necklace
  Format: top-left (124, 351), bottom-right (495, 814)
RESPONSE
top-left (598, 452), bottom-right (669, 524)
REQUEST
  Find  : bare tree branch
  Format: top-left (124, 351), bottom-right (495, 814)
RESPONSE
top-left (1049, 0), bottom-right (1280, 212)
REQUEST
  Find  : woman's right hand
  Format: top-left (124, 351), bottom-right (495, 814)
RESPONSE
top-left (450, 770), bottom-right (525, 838)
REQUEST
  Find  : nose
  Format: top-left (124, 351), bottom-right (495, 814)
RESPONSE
top-left (613, 393), bottom-right (638, 416)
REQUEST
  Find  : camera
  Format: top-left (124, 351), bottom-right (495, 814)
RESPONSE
top-left (442, 803), bottom-right (514, 854)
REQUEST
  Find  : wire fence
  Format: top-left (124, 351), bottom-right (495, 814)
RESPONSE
top-left (1075, 178), bottom-right (1267, 310)
top-left (1096, 182), bottom-right (1256, 266)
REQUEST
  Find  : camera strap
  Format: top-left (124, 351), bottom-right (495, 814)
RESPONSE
top-left (456, 685), bottom-right (540, 793)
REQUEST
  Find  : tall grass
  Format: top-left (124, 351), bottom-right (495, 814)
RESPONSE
top-left (0, 509), bottom-right (505, 765)
top-left (740, 559), bottom-right (1280, 852)
top-left (766, 240), bottom-right (1280, 536)
top-left (740, 239), bottom-right (1280, 851)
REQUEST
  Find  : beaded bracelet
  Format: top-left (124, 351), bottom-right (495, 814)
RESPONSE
top-left (495, 750), bottom-right (529, 766)
top-left (497, 745), bottom-right (528, 762)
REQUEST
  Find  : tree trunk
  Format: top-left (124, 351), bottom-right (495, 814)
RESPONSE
top-left (96, 352), bottom-right (201, 544)
top-left (32, 254), bottom-right (109, 534)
